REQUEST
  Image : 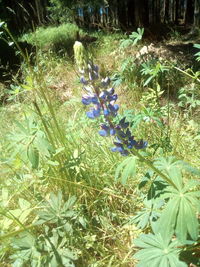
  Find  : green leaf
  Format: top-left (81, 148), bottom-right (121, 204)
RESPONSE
top-left (12, 233), bottom-right (36, 249)
top-left (176, 198), bottom-right (187, 242)
top-left (115, 156), bottom-right (137, 185)
top-left (18, 198), bottom-right (31, 210)
top-left (154, 157), bottom-right (183, 190)
top-left (27, 145), bottom-right (39, 169)
top-left (155, 197), bottom-right (180, 241)
top-left (134, 233), bottom-right (187, 267)
top-left (183, 198), bottom-right (199, 240)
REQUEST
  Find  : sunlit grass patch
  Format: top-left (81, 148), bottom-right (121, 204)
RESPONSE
top-left (21, 23), bottom-right (83, 56)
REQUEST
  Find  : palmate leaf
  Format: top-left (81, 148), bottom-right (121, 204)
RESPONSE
top-left (37, 192), bottom-right (77, 224)
top-left (134, 233), bottom-right (187, 267)
top-left (10, 233), bottom-right (41, 266)
top-left (115, 156), bottom-right (137, 185)
top-left (152, 157), bottom-right (200, 243)
top-left (155, 183), bottom-right (200, 243)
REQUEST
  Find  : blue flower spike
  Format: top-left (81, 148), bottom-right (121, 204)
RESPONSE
top-left (80, 61), bottom-right (147, 155)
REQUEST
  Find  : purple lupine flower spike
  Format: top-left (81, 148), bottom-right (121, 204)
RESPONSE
top-left (80, 61), bottom-right (147, 155)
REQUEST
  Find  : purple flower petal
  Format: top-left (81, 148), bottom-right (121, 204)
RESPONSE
top-left (101, 124), bottom-right (109, 131)
top-left (99, 129), bottom-right (108, 136)
top-left (91, 95), bottom-right (99, 104)
top-left (86, 111), bottom-right (95, 119)
top-left (119, 117), bottom-right (129, 128)
top-left (111, 146), bottom-right (124, 153)
top-left (125, 129), bottom-right (131, 138)
top-left (107, 94), bottom-right (118, 102)
top-left (93, 108), bottom-right (101, 117)
top-left (80, 76), bottom-right (88, 84)
top-left (101, 77), bottom-right (111, 87)
top-left (103, 109), bottom-right (110, 116)
top-left (117, 130), bottom-right (126, 139)
top-left (93, 64), bottom-right (99, 73)
top-left (108, 103), bottom-right (119, 113)
top-left (113, 104), bottom-right (119, 111)
top-left (107, 87), bottom-right (115, 95)
top-left (82, 96), bottom-right (91, 105)
top-left (110, 128), bottom-right (116, 135)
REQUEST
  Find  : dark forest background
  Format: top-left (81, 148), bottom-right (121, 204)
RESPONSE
top-left (0, 0), bottom-right (200, 34)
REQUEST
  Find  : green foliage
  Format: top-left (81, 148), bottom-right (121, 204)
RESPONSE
top-left (134, 233), bottom-right (187, 267)
top-left (194, 43), bottom-right (200, 61)
top-left (21, 23), bottom-right (81, 55)
top-left (6, 192), bottom-right (80, 266)
top-left (47, 0), bottom-right (74, 24)
top-left (0, 24), bottom-right (200, 267)
top-left (153, 157), bottom-right (200, 242)
top-left (120, 28), bottom-right (144, 49)
top-left (112, 57), bottom-right (137, 88)
top-left (178, 83), bottom-right (200, 113)
top-left (129, 198), bottom-right (162, 229)
top-left (141, 60), bottom-right (169, 87)
top-left (140, 83), bottom-right (165, 109)
top-left (37, 191), bottom-right (77, 226)
top-left (115, 156), bottom-right (137, 185)
top-left (7, 116), bottom-right (53, 169)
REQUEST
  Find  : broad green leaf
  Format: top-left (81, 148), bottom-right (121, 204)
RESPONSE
top-left (176, 198), bottom-right (187, 242)
top-left (185, 194), bottom-right (200, 212)
top-left (156, 198), bottom-right (180, 241)
top-left (184, 199), bottom-right (199, 240)
top-left (19, 209), bottom-right (32, 224)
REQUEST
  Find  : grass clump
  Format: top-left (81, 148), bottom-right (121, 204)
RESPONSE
top-left (21, 23), bottom-right (82, 55)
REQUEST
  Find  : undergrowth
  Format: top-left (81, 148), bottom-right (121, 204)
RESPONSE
top-left (0, 23), bottom-right (200, 267)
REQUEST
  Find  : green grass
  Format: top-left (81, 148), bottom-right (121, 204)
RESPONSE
top-left (21, 23), bottom-right (83, 56)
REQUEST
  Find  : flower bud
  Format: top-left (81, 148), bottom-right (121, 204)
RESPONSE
top-left (73, 41), bottom-right (87, 71)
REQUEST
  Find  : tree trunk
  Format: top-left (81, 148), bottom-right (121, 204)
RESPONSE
top-left (185, 0), bottom-right (194, 25)
top-left (117, 0), bottom-right (127, 29)
top-left (194, 0), bottom-right (200, 26)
